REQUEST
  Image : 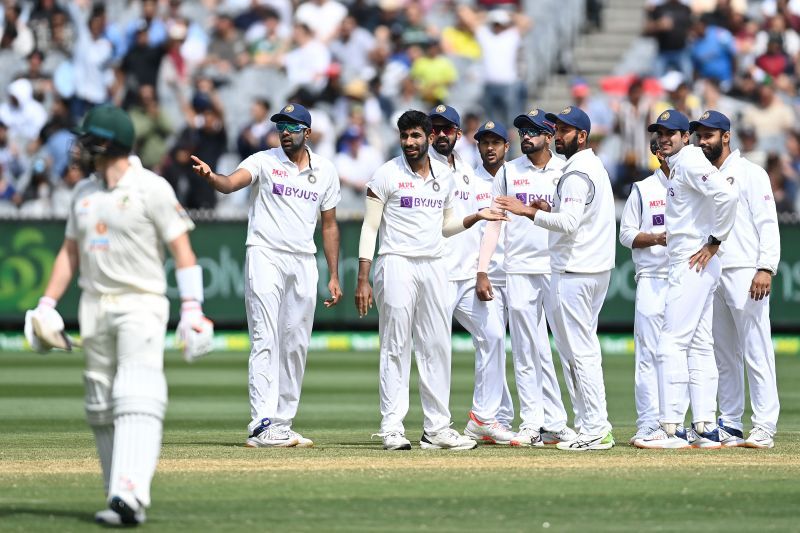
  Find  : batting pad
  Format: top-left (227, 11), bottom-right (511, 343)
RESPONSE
top-left (84, 371), bottom-right (114, 426)
top-left (113, 365), bottom-right (167, 420)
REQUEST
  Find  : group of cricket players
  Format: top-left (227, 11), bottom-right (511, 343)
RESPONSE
top-left (23, 98), bottom-right (779, 525)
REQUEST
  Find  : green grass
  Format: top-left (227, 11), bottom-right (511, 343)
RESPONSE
top-left (1, 348), bottom-right (799, 532)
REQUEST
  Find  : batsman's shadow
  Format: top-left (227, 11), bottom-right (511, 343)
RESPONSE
top-left (0, 506), bottom-right (96, 524)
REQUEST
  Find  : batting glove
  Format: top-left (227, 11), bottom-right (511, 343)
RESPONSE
top-left (176, 301), bottom-right (214, 363)
top-left (24, 297), bottom-right (74, 352)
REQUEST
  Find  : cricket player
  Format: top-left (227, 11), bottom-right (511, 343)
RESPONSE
top-left (24, 105), bottom-right (213, 525)
top-left (355, 110), bottom-right (505, 451)
top-left (191, 103), bottom-right (342, 448)
top-left (476, 109), bottom-right (577, 447)
top-left (619, 135), bottom-right (677, 444)
top-left (494, 106), bottom-right (616, 451)
top-left (427, 106), bottom-right (515, 445)
top-left (691, 110), bottom-right (780, 449)
top-left (635, 109), bottom-right (738, 449)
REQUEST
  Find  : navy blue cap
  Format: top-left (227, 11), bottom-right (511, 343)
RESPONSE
top-left (428, 104), bottom-right (460, 127)
top-left (270, 103), bottom-right (312, 127)
top-left (513, 109), bottom-right (555, 134)
top-left (689, 110), bottom-right (731, 133)
top-left (545, 106), bottom-right (591, 135)
top-left (474, 120), bottom-right (509, 142)
top-left (648, 109), bottom-right (689, 132)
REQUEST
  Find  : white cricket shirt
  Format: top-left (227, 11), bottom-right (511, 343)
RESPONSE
top-left (65, 166), bottom-right (195, 296)
top-left (664, 145), bottom-right (738, 264)
top-left (619, 169), bottom-right (669, 280)
top-left (717, 149), bottom-right (780, 273)
top-left (494, 152), bottom-right (565, 274)
top-left (368, 154), bottom-right (455, 259)
top-left (534, 148), bottom-right (616, 273)
top-left (475, 164), bottom-right (506, 286)
top-left (238, 147), bottom-right (341, 255)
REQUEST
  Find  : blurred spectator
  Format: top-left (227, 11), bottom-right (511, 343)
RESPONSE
top-left (333, 127), bottom-right (383, 213)
top-left (0, 78), bottom-right (48, 151)
top-left (571, 79), bottom-right (615, 137)
top-left (0, 164), bottom-right (22, 209)
top-left (37, 97), bottom-right (74, 181)
top-left (441, 7), bottom-right (481, 60)
top-left (118, 23), bottom-right (167, 108)
top-left (586, 0), bottom-right (605, 32)
top-left (461, 6), bottom-right (530, 128)
top-left (738, 126), bottom-right (767, 168)
top-left (51, 160), bottom-right (84, 218)
top-left (653, 71), bottom-right (701, 120)
top-left (644, 0), bottom-right (693, 78)
top-left (0, 3), bottom-right (35, 57)
top-left (699, 78), bottom-right (739, 123)
top-left (765, 152), bottom-right (797, 214)
top-left (754, 35), bottom-right (795, 78)
top-left (161, 140), bottom-right (202, 209)
top-left (28, 0), bottom-right (66, 53)
top-left (690, 15), bottom-right (737, 88)
top-left (125, 0), bottom-right (168, 52)
top-left (401, 2), bottom-right (434, 47)
top-left (728, 70), bottom-right (760, 103)
top-left (236, 98), bottom-right (279, 159)
top-left (282, 23), bottom-right (331, 95)
top-left (17, 50), bottom-right (53, 104)
top-left (129, 85), bottom-right (173, 170)
top-left (754, 15), bottom-right (800, 57)
top-left (246, 7), bottom-right (290, 67)
top-left (454, 111), bottom-right (481, 168)
top-left (295, 0), bottom-right (347, 43)
top-left (48, 8), bottom-right (75, 58)
top-left (290, 89), bottom-right (336, 159)
top-left (67, 2), bottom-right (114, 120)
top-left (19, 157), bottom-right (52, 216)
top-left (0, 121), bottom-right (23, 180)
top-left (615, 78), bottom-right (655, 193)
top-left (202, 13), bottom-right (249, 80)
top-left (410, 39), bottom-right (458, 105)
top-left (740, 81), bottom-right (795, 151)
top-left (330, 15), bottom-right (378, 83)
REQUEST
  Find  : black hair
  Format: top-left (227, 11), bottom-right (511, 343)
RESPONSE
top-left (397, 110), bottom-right (432, 136)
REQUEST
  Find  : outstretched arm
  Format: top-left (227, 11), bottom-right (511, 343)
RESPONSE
top-left (190, 155), bottom-right (253, 194)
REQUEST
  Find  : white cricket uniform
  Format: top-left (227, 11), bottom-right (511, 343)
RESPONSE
top-left (619, 169), bottom-right (671, 431)
top-left (431, 149), bottom-right (513, 425)
top-left (236, 147), bottom-right (340, 433)
top-left (713, 150), bottom-right (780, 435)
top-left (533, 148), bottom-right (616, 437)
top-left (66, 166), bottom-right (194, 507)
top-left (655, 145), bottom-right (737, 425)
top-left (368, 154), bottom-right (456, 435)
top-left (494, 152), bottom-right (570, 432)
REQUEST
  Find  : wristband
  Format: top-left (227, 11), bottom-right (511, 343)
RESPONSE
top-left (39, 296), bottom-right (57, 308)
top-left (176, 265), bottom-right (204, 303)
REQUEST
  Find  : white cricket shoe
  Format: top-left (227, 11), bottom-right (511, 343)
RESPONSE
top-left (98, 495), bottom-right (146, 526)
top-left (245, 418), bottom-right (299, 448)
top-left (629, 425), bottom-right (659, 445)
top-left (634, 427), bottom-right (690, 449)
top-left (745, 427), bottom-right (775, 449)
top-left (717, 419), bottom-right (745, 447)
top-left (420, 428), bottom-right (477, 450)
top-left (464, 412), bottom-right (517, 445)
top-left (556, 431), bottom-right (615, 451)
top-left (510, 427), bottom-right (544, 447)
top-left (373, 431), bottom-right (411, 450)
top-left (541, 426), bottom-right (578, 445)
top-left (288, 430), bottom-right (314, 448)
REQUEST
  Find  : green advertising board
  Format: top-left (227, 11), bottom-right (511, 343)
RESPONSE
top-left (1, 219), bottom-right (799, 329)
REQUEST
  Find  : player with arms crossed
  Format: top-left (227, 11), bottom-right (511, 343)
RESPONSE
top-left (428, 106), bottom-right (516, 445)
top-left (355, 110), bottom-right (505, 451)
top-left (477, 109), bottom-right (577, 447)
top-left (635, 110), bottom-right (738, 449)
top-left (24, 105), bottom-right (213, 525)
top-left (692, 110), bottom-right (780, 448)
top-left (494, 106), bottom-right (616, 451)
top-left (191, 103), bottom-right (342, 448)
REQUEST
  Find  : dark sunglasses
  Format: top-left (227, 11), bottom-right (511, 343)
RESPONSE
top-left (276, 122), bottom-right (307, 133)
top-left (432, 124), bottom-right (458, 135)
top-left (519, 128), bottom-right (546, 138)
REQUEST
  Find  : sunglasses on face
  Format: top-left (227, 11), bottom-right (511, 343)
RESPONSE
top-left (519, 128), bottom-right (546, 138)
top-left (431, 124), bottom-right (457, 135)
top-left (276, 122), bottom-right (307, 133)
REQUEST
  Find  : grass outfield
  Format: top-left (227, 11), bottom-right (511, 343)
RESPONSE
top-left (1, 348), bottom-right (799, 532)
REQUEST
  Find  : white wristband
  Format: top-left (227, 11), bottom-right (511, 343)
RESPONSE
top-left (39, 296), bottom-right (57, 308)
top-left (176, 265), bottom-right (204, 303)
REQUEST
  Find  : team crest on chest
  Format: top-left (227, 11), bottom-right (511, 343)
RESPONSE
top-left (726, 176), bottom-right (734, 185)
top-left (432, 181), bottom-right (440, 192)
top-left (462, 174), bottom-right (469, 184)
top-left (308, 174), bottom-right (317, 184)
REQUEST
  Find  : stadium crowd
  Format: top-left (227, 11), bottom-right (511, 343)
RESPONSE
top-left (1, 0), bottom-right (800, 218)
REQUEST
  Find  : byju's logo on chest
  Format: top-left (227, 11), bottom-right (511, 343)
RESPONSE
top-left (272, 183), bottom-right (319, 201)
top-left (400, 196), bottom-right (444, 209)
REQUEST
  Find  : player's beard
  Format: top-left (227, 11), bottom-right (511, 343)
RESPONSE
top-left (433, 135), bottom-right (456, 158)
top-left (404, 138), bottom-right (429, 163)
top-left (281, 133), bottom-right (305, 156)
top-left (556, 135), bottom-right (580, 159)
top-left (521, 138), bottom-right (545, 155)
top-left (701, 139), bottom-right (723, 163)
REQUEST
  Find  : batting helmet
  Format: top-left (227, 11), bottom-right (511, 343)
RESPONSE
top-left (72, 104), bottom-right (135, 157)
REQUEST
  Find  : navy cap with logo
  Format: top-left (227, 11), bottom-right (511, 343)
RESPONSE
top-left (474, 120), bottom-right (509, 142)
top-left (647, 109), bottom-right (690, 132)
top-left (689, 110), bottom-right (731, 133)
top-left (270, 103), bottom-right (312, 127)
top-left (545, 106), bottom-right (591, 135)
top-left (428, 104), bottom-right (461, 127)
top-left (513, 108), bottom-right (555, 134)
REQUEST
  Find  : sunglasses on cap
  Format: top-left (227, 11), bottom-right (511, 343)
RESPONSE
top-left (431, 124), bottom-right (458, 135)
top-left (276, 122), bottom-right (308, 133)
top-left (518, 128), bottom-right (547, 138)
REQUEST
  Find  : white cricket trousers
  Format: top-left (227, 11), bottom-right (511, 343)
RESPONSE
top-left (547, 271), bottom-right (612, 437)
top-left (655, 256), bottom-right (721, 425)
top-left (245, 246), bottom-right (318, 433)
top-left (448, 278), bottom-right (513, 425)
top-left (714, 267), bottom-right (779, 435)
top-left (80, 292), bottom-right (169, 508)
top-left (375, 254), bottom-right (452, 434)
top-left (506, 273), bottom-right (568, 432)
top-left (633, 277), bottom-right (668, 430)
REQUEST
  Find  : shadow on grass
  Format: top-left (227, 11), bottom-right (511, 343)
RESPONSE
top-left (0, 506), bottom-right (96, 524)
